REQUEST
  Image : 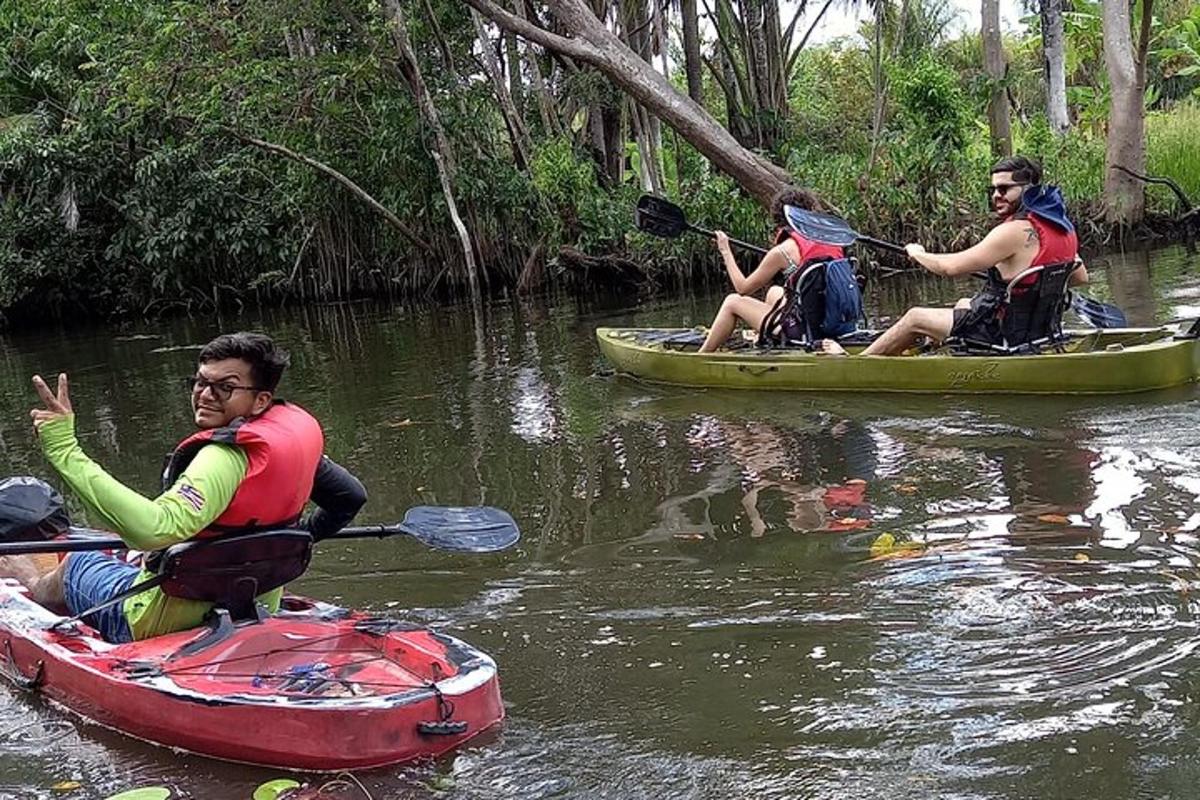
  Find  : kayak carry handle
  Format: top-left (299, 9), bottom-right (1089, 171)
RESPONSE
top-left (418, 720), bottom-right (469, 736)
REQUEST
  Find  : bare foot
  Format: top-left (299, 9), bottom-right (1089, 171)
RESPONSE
top-left (819, 339), bottom-right (849, 356)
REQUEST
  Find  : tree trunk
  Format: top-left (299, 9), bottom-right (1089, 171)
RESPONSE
top-left (512, 0), bottom-right (561, 135)
top-left (1101, 0), bottom-right (1150, 224)
top-left (471, 9), bottom-right (532, 169)
top-left (681, 0), bottom-right (704, 103)
top-left (382, 0), bottom-right (482, 303)
top-left (1040, 0), bottom-right (1070, 135)
top-left (982, 0), bottom-right (1012, 157)
top-left (465, 0), bottom-right (791, 206)
top-left (505, 31), bottom-right (523, 107)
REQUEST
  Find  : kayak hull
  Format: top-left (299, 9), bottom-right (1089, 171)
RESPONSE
top-left (596, 327), bottom-right (1200, 395)
top-left (0, 580), bottom-right (504, 771)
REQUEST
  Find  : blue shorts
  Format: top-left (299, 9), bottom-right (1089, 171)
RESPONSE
top-left (63, 552), bottom-right (140, 643)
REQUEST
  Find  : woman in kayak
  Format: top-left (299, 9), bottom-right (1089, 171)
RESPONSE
top-left (698, 187), bottom-right (844, 353)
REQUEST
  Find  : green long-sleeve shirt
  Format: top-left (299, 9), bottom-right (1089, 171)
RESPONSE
top-left (39, 414), bottom-right (281, 639)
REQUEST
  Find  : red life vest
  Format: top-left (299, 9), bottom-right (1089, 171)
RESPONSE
top-left (776, 229), bottom-right (845, 266)
top-left (162, 401), bottom-right (325, 535)
top-left (1008, 212), bottom-right (1079, 290)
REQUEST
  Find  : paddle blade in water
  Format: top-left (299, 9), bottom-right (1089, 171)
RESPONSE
top-left (1070, 292), bottom-right (1127, 329)
top-left (635, 195), bottom-right (687, 239)
top-left (399, 506), bottom-right (520, 553)
top-left (783, 206), bottom-right (860, 247)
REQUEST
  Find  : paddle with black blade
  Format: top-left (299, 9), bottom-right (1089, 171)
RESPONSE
top-left (0, 505), bottom-right (521, 556)
top-left (635, 194), bottom-right (767, 255)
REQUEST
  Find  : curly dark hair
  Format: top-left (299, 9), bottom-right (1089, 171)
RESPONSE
top-left (769, 186), bottom-right (824, 226)
top-left (990, 155), bottom-right (1043, 186)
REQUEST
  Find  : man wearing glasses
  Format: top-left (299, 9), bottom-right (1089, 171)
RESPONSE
top-left (0, 332), bottom-right (365, 642)
top-left (823, 155), bottom-right (1086, 356)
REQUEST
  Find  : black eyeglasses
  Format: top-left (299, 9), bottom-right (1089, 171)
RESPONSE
top-left (989, 182), bottom-right (1028, 197)
top-left (186, 376), bottom-right (263, 402)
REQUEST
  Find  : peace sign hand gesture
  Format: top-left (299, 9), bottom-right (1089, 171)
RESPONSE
top-left (30, 373), bottom-right (73, 431)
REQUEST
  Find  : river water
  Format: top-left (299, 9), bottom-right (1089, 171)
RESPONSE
top-left (0, 244), bottom-right (1198, 799)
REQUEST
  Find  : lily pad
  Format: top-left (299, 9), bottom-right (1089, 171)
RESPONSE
top-left (253, 779), bottom-right (302, 800)
top-left (103, 789), bottom-right (171, 800)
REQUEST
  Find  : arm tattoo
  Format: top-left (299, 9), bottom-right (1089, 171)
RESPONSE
top-left (1024, 227), bottom-right (1039, 246)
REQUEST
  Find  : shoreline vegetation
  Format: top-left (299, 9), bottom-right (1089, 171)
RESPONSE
top-left (1, 0), bottom-right (1199, 327)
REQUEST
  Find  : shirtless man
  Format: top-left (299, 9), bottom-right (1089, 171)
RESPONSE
top-left (825, 156), bottom-right (1087, 356)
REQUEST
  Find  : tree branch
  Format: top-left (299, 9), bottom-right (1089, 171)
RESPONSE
top-left (787, 0), bottom-right (835, 76)
top-left (236, 133), bottom-right (431, 253)
top-left (463, 0), bottom-right (597, 61)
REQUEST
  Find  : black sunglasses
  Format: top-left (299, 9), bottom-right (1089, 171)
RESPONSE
top-left (186, 375), bottom-right (264, 402)
top-left (989, 182), bottom-right (1028, 197)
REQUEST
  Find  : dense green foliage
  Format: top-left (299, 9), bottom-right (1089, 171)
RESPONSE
top-left (0, 0), bottom-right (1198, 324)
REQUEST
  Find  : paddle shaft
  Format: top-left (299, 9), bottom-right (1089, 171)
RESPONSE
top-left (684, 222), bottom-right (768, 256)
top-left (858, 235), bottom-right (906, 255)
top-left (0, 524), bottom-right (420, 556)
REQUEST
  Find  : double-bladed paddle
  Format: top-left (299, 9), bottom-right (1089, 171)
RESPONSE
top-left (635, 194), bottom-right (907, 256)
top-left (0, 506), bottom-right (521, 556)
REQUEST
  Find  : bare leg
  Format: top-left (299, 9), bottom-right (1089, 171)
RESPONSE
top-left (822, 306), bottom-right (956, 356)
top-left (0, 554), bottom-right (68, 611)
top-left (699, 293), bottom-right (777, 353)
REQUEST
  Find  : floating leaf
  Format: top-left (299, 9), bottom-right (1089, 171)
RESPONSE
top-left (51, 781), bottom-right (82, 792)
top-left (673, 533), bottom-right (706, 541)
top-left (845, 478), bottom-right (867, 486)
top-left (1038, 514), bottom-right (1071, 525)
top-left (384, 418), bottom-right (414, 427)
top-left (1074, 553), bottom-right (1090, 562)
top-left (253, 779), bottom-right (302, 800)
top-left (103, 789), bottom-right (171, 800)
top-left (869, 532), bottom-right (897, 556)
top-left (897, 485), bottom-right (918, 494)
top-left (869, 532), bottom-right (925, 559)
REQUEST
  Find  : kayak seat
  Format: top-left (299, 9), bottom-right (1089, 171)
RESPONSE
top-left (51, 530), bottom-right (313, 644)
top-left (945, 261), bottom-right (1074, 355)
top-left (158, 529), bottom-right (314, 621)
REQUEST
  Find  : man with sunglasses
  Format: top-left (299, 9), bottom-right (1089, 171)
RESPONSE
top-left (0, 332), bottom-right (365, 643)
top-left (824, 155), bottom-right (1087, 356)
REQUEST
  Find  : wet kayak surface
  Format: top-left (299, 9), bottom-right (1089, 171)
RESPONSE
top-left (0, 244), bottom-right (1197, 797)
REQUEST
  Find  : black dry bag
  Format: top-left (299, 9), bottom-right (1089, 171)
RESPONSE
top-left (0, 477), bottom-right (70, 542)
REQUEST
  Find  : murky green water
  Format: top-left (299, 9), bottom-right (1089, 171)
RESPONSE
top-left (0, 244), bottom-right (1199, 799)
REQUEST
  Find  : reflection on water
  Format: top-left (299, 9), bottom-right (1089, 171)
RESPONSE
top-left (0, 245), bottom-right (1197, 798)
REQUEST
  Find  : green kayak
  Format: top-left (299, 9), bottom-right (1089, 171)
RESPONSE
top-left (596, 326), bottom-right (1200, 395)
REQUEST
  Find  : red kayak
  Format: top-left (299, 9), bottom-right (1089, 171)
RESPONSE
top-left (0, 580), bottom-right (504, 771)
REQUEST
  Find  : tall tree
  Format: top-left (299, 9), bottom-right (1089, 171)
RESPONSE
top-left (981, 0), bottom-right (1012, 157)
top-left (1102, 0), bottom-right (1153, 224)
top-left (382, 0), bottom-right (482, 303)
top-left (1040, 0), bottom-right (1070, 134)
top-left (680, 0), bottom-right (704, 102)
top-left (464, 0), bottom-right (791, 205)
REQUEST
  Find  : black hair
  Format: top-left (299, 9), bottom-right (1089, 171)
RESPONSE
top-left (990, 155), bottom-right (1043, 186)
top-left (769, 186), bottom-right (825, 226)
top-left (198, 332), bottom-right (289, 392)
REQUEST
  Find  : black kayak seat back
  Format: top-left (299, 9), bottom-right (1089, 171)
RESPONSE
top-left (159, 529), bottom-right (313, 619)
top-left (949, 261), bottom-right (1075, 354)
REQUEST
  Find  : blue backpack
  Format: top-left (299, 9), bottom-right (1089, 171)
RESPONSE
top-left (821, 257), bottom-right (864, 339)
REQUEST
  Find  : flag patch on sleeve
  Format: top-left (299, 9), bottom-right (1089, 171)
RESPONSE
top-left (177, 483), bottom-right (206, 512)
